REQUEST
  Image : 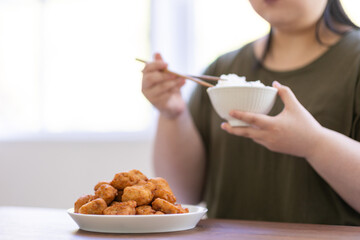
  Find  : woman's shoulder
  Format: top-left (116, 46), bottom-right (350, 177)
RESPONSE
top-left (313, 29), bottom-right (360, 72)
top-left (336, 29), bottom-right (360, 52)
top-left (345, 29), bottom-right (360, 42)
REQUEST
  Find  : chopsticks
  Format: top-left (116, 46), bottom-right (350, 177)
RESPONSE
top-left (188, 75), bottom-right (223, 81)
top-left (135, 58), bottom-right (215, 88)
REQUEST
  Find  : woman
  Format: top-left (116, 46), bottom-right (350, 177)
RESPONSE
top-left (141, 0), bottom-right (360, 225)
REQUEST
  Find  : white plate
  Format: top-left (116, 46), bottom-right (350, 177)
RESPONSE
top-left (67, 204), bottom-right (207, 233)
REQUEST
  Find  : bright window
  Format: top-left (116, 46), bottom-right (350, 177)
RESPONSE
top-left (0, 0), bottom-right (151, 139)
top-left (0, 0), bottom-right (359, 140)
top-left (41, 0), bottom-right (151, 133)
top-left (191, 0), bottom-right (269, 74)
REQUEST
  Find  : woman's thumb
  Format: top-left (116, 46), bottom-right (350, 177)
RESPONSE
top-left (153, 52), bottom-right (163, 61)
top-left (272, 81), bottom-right (299, 108)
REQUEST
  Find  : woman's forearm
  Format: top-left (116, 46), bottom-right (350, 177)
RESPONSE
top-left (153, 109), bottom-right (206, 204)
top-left (306, 127), bottom-right (360, 212)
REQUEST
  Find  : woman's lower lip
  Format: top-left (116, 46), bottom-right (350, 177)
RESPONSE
top-left (264, 0), bottom-right (277, 4)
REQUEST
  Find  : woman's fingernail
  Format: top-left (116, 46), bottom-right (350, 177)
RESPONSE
top-left (273, 81), bottom-right (281, 87)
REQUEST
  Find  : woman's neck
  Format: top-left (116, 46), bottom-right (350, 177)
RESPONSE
top-left (254, 23), bottom-right (343, 71)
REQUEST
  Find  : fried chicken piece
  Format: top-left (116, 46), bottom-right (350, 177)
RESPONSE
top-left (135, 205), bottom-right (156, 215)
top-left (153, 188), bottom-right (176, 204)
top-left (152, 198), bottom-right (189, 214)
top-left (79, 198), bottom-right (107, 215)
top-left (114, 189), bottom-right (123, 202)
top-left (94, 181), bottom-right (110, 191)
top-left (110, 169), bottom-right (148, 190)
top-left (94, 184), bottom-right (118, 205)
top-left (103, 200), bottom-right (137, 215)
top-left (155, 211), bottom-right (165, 215)
top-left (74, 194), bottom-right (95, 213)
top-left (121, 182), bottom-right (155, 206)
top-left (110, 201), bottom-right (120, 206)
top-left (175, 204), bottom-right (189, 213)
top-left (136, 205), bottom-right (165, 215)
top-left (149, 177), bottom-right (176, 203)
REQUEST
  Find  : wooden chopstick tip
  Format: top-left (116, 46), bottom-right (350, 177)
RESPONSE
top-left (135, 57), bottom-right (214, 88)
top-left (135, 58), bottom-right (148, 64)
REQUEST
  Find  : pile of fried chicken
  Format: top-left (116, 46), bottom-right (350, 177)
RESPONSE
top-left (74, 169), bottom-right (189, 215)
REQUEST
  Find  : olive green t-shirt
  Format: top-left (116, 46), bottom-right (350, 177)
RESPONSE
top-left (189, 30), bottom-right (360, 225)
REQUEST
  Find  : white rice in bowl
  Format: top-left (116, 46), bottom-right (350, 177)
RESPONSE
top-left (214, 73), bottom-right (269, 88)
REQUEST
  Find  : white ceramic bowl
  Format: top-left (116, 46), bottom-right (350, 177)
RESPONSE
top-left (207, 86), bottom-right (278, 127)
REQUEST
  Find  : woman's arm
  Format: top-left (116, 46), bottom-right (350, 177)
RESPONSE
top-left (221, 81), bottom-right (360, 213)
top-left (141, 53), bottom-right (206, 204)
top-left (305, 126), bottom-right (360, 212)
top-left (154, 109), bottom-right (206, 204)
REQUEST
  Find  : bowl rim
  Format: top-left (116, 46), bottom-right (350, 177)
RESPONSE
top-left (207, 85), bottom-right (277, 93)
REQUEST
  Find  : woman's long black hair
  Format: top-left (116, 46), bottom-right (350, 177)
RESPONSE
top-left (257, 0), bottom-right (359, 68)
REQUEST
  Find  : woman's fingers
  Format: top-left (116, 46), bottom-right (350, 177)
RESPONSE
top-left (139, 53), bottom-right (187, 119)
top-left (143, 77), bottom-right (184, 100)
top-left (220, 82), bottom-right (323, 157)
top-left (142, 60), bottom-right (168, 74)
top-left (142, 55), bottom-right (180, 89)
top-left (153, 52), bottom-right (163, 61)
top-left (142, 71), bottom-right (177, 89)
top-left (273, 81), bottom-right (300, 110)
top-left (229, 110), bottom-right (272, 129)
top-left (142, 53), bottom-right (168, 73)
top-left (221, 122), bottom-right (264, 139)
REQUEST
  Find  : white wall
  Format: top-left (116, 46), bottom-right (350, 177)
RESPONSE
top-left (0, 140), bottom-right (154, 209)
